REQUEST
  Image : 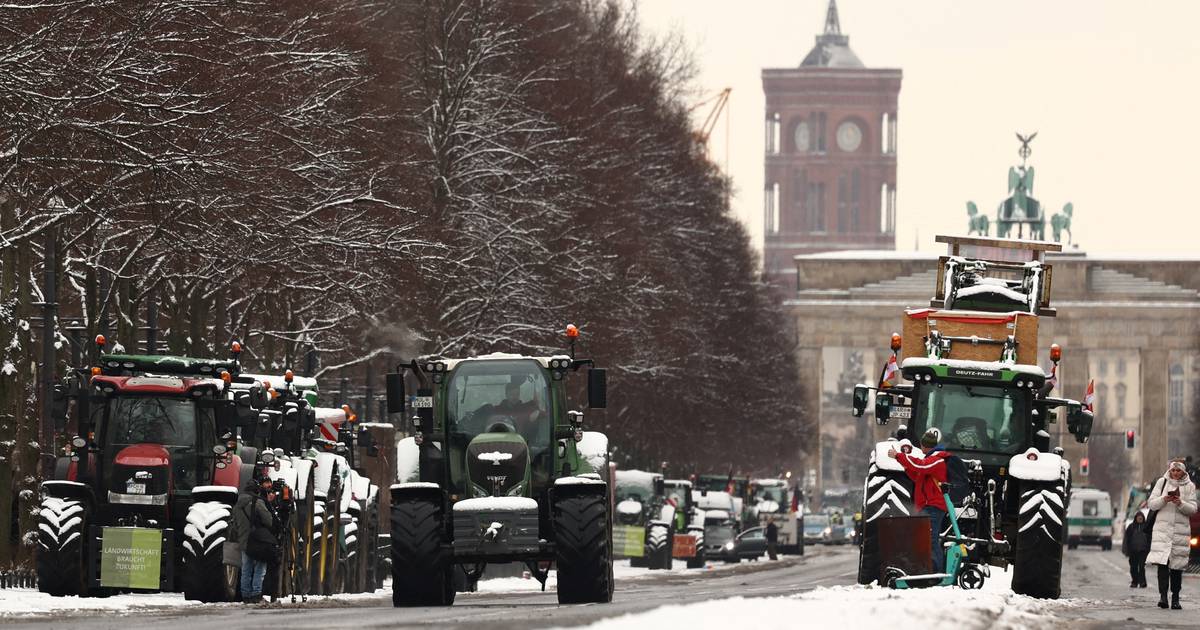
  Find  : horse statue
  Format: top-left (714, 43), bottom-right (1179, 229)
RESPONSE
top-left (966, 201), bottom-right (990, 236)
top-left (1050, 202), bottom-right (1073, 244)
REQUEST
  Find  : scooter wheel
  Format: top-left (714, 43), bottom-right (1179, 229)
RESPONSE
top-left (882, 567), bottom-right (905, 589)
top-left (957, 565), bottom-right (986, 590)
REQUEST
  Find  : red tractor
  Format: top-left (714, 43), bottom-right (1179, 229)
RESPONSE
top-left (36, 339), bottom-right (265, 599)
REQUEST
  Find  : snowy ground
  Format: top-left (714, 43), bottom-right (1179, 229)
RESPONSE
top-left (0, 558), bottom-right (743, 617)
top-left (576, 568), bottom-right (1088, 630)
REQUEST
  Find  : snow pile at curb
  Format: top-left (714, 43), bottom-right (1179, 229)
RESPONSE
top-left (578, 570), bottom-right (1082, 630)
top-left (0, 590), bottom-right (210, 617)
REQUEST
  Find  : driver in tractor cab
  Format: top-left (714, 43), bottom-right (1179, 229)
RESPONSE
top-left (888, 429), bottom-right (951, 573)
top-left (493, 383), bottom-right (543, 442)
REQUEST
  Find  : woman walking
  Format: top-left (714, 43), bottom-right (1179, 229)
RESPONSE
top-left (1146, 459), bottom-right (1197, 610)
top-left (1122, 511), bottom-right (1150, 587)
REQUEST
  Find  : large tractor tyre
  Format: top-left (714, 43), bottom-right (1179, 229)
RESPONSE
top-left (182, 500), bottom-right (236, 602)
top-left (646, 523), bottom-right (672, 570)
top-left (686, 527), bottom-right (707, 568)
top-left (390, 496), bottom-right (454, 607)
top-left (553, 492), bottom-right (614, 604)
top-left (36, 496), bottom-right (88, 597)
top-left (857, 466), bottom-right (914, 585)
top-left (1012, 478), bottom-right (1066, 599)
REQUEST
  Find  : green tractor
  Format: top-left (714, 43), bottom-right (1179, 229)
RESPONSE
top-left (614, 470), bottom-right (673, 569)
top-left (385, 343), bottom-right (611, 606)
top-left (663, 479), bottom-right (707, 568)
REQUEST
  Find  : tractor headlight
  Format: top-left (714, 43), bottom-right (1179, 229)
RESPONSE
top-left (823, 527), bottom-right (832, 535)
top-left (472, 483), bottom-right (489, 498)
top-left (506, 482), bottom-right (527, 497)
top-left (724, 541), bottom-right (735, 551)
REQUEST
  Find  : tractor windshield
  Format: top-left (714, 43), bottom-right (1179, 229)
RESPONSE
top-left (446, 359), bottom-right (551, 452)
top-left (99, 396), bottom-right (216, 493)
top-left (104, 396), bottom-right (198, 447)
top-left (914, 382), bottom-right (1029, 454)
top-left (752, 484), bottom-right (787, 507)
top-left (616, 478), bottom-right (653, 504)
top-left (664, 484), bottom-right (691, 508)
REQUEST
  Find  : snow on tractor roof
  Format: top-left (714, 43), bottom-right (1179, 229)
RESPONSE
top-left (616, 469), bottom-right (661, 488)
top-left (430, 352), bottom-right (577, 372)
top-left (91, 375), bottom-right (218, 395)
top-left (752, 478), bottom-right (787, 487)
top-left (901, 357), bottom-right (1046, 377)
top-left (242, 372), bottom-right (319, 392)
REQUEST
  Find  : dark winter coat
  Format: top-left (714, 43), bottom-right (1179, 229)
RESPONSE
top-left (896, 447), bottom-right (951, 512)
top-left (1122, 518), bottom-right (1151, 556)
top-left (765, 522), bottom-right (778, 543)
top-left (231, 481), bottom-right (275, 551)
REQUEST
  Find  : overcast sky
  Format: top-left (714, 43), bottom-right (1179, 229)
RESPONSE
top-left (635, 0), bottom-right (1200, 256)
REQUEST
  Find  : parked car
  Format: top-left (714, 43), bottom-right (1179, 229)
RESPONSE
top-left (734, 526), bottom-right (768, 561)
top-left (803, 513), bottom-right (850, 545)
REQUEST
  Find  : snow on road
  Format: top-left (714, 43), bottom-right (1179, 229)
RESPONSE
top-left (468, 557), bottom-right (752, 594)
top-left (578, 569), bottom-right (1086, 630)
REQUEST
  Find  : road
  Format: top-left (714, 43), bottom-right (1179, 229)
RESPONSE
top-left (5, 545), bottom-right (1196, 629)
top-left (1056, 545), bottom-right (1198, 629)
top-left (1, 547), bottom-right (859, 629)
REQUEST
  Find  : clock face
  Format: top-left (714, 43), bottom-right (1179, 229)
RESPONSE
top-left (836, 121), bottom-right (863, 152)
top-left (793, 121), bottom-right (810, 152)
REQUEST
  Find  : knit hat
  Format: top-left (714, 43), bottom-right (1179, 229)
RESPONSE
top-left (920, 429), bottom-right (940, 448)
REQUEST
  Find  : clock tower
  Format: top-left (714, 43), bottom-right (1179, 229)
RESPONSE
top-left (761, 0), bottom-right (902, 288)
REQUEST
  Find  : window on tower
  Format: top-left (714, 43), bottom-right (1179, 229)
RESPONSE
top-left (808, 182), bottom-right (826, 232)
top-left (817, 112), bottom-right (827, 152)
top-left (766, 112), bottom-right (781, 154)
top-left (836, 175), bottom-right (848, 233)
top-left (851, 169), bottom-right (861, 231)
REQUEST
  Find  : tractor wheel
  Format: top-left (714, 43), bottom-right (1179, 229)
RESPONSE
top-left (182, 500), bottom-right (236, 602)
top-left (36, 496), bottom-right (88, 597)
top-left (390, 495), bottom-right (453, 607)
top-left (553, 492), bottom-right (613, 604)
top-left (1012, 478), bottom-right (1066, 599)
top-left (686, 527), bottom-right (706, 568)
top-left (857, 465), bottom-right (913, 585)
top-left (343, 516), bottom-right (360, 593)
top-left (646, 523), bottom-right (672, 570)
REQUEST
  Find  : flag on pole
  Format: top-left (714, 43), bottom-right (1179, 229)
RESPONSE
top-left (879, 354), bottom-right (899, 388)
top-left (1083, 378), bottom-right (1095, 413)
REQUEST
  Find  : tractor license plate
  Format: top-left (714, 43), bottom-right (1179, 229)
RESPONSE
top-left (891, 405), bottom-right (912, 420)
top-left (126, 483), bottom-right (146, 495)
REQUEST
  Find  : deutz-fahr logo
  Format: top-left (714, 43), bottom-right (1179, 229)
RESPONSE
top-left (948, 367), bottom-right (999, 379)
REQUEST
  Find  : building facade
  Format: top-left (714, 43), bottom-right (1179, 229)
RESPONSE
top-left (761, 1), bottom-right (901, 289)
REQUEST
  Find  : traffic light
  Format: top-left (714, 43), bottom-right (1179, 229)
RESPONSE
top-left (1126, 430), bottom-right (1136, 449)
top-left (1080, 457), bottom-right (1089, 476)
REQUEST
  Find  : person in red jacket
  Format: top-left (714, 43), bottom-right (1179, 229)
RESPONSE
top-left (888, 429), bottom-right (951, 573)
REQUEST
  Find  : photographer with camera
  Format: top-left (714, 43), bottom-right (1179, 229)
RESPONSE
top-left (231, 470), bottom-right (280, 604)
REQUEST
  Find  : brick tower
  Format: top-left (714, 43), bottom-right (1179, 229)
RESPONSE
top-left (761, 0), bottom-right (902, 288)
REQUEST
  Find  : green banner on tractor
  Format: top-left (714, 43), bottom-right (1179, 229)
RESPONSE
top-left (100, 527), bottom-right (162, 590)
top-left (612, 525), bottom-right (645, 558)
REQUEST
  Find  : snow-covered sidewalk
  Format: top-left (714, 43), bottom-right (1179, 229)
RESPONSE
top-left (577, 570), bottom-right (1086, 630)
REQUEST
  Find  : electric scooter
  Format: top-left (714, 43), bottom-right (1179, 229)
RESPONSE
top-left (882, 490), bottom-right (989, 590)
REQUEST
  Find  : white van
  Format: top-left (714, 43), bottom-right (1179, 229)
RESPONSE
top-left (1067, 487), bottom-right (1114, 550)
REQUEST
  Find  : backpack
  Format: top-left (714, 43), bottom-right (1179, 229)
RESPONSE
top-left (943, 455), bottom-right (971, 506)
